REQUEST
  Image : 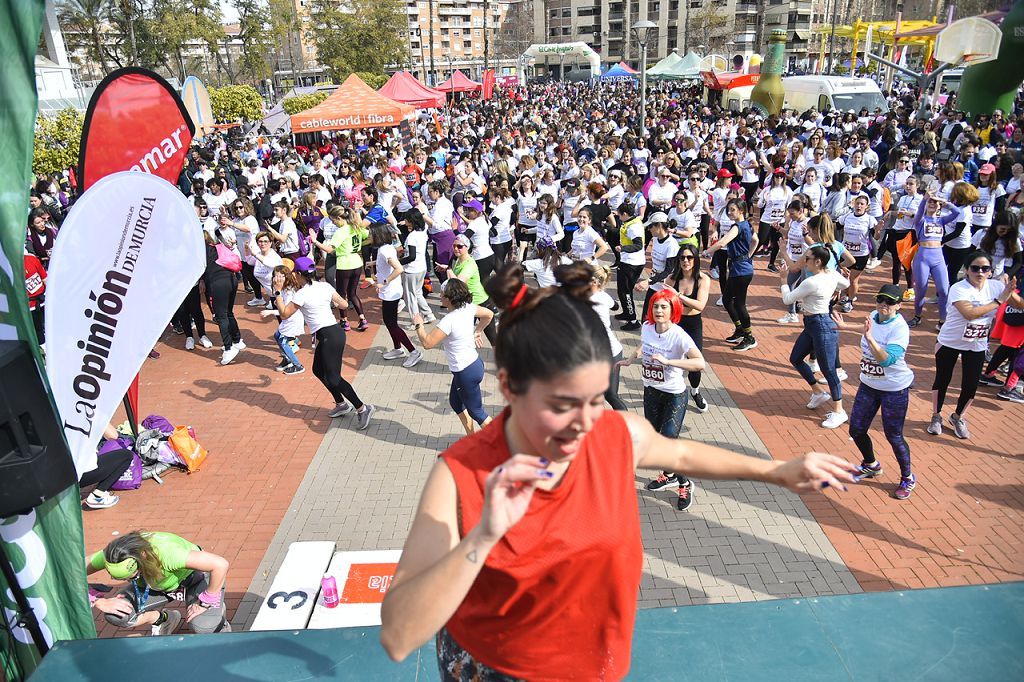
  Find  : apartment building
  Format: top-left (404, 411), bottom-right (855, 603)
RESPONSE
top-left (405, 0), bottom-right (517, 84)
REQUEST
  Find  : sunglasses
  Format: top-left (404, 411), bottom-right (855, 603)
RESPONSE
top-left (453, 244), bottom-right (467, 250)
top-left (969, 264), bottom-right (992, 273)
top-left (899, 159), bottom-right (910, 163)
top-left (688, 177), bottom-right (699, 181)
top-left (680, 255), bottom-right (695, 261)
top-left (875, 296), bottom-right (899, 305)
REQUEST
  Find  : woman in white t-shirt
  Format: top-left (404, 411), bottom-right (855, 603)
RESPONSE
top-left (267, 200), bottom-right (301, 259)
top-left (568, 205), bottom-right (610, 262)
top-left (248, 230), bottom-right (284, 306)
top-left (260, 264), bottom-right (307, 375)
top-left (972, 211), bottom-right (1022, 277)
top-left (461, 199), bottom-right (496, 281)
top-left (411, 278), bottom-right (495, 435)
top-left (370, 223), bottom-right (422, 369)
top-left (488, 187), bottom-right (516, 265)
top-left (272, 257), bottom-right (374, 429)
top-left (398, 210), bottom-right (435, 325)
top-left (523, 237), bottom-right (571, 288)
top-left (619, 289), bottom-right (706, 511)
top-left (929, 252), bottom-right (1016, 440)
top-left (533, 194), bottom-right (564, 247)
top-left (970, 165), bottom-right (1007, 235)
top-left (589, 264), bottom-right (626, 411)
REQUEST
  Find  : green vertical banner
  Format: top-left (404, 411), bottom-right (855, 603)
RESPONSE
top-left (0, 1), bottom-right (97, 680)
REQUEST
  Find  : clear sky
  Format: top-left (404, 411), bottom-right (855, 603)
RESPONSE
top-left (220, 1), bottom-right (239, 24)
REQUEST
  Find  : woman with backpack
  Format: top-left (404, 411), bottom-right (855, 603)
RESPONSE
top-left (86, 530), bottom-right (231, 636)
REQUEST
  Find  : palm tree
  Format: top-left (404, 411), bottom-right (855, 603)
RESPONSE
top-left (58, 0), bottom-right (113, 76)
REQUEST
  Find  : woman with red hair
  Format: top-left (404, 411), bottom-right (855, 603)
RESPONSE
top-left (619, 289), bottom-right (706, 510)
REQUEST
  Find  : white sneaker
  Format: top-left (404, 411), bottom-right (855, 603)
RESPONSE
top-left (328, 402), bottom-right (353, 418)
top-left (185, 337), bottom-right (195, 350)
top-left (822, 411), bottom-right (849, 429)
top-left (199, 335), bottom-right (213, 348)
top-left (836, 368), bottom-right (848, 381)
top-left (402, 349), bottom-right (423, 368)
top-left (382, 348), bottom-right (406, 360)
top-left (85, 490), bottom-right (119, 509)
top-left (807, 392), bottom-right (831, 410)
top-left (710, 268), bottom-right (719, 280)
top-left (865, 258), bottom-right (880, 270)
top-left (715, 296), bottom-right (724, 307)
top-left (235, 339), bottom-right (247, 351)
top-left (777, 312), bottom-right (799, 324)
top-left (151, 609), bottom-right (181, 637)
top-left (397, 300), bottom-right (407, 313)
top-left (220, 346), bottom-right (240, 365)
top-left (246, 298), bottom-right (266, 307)
top-left (808, 360), bottom-right (820, 373)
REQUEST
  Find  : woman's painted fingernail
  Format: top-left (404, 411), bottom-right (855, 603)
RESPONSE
top-left (538, 457), bottom-right (550, 466)
top-left (820, 481), bottom-right (830, 489)
top-left (538, 470), bottom-right (554, 478)
top-left (842, 485), bottom-right (849, 492)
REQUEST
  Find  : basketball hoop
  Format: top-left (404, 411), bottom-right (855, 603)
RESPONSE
top-left (934, 16), bottom-right (1001, 66)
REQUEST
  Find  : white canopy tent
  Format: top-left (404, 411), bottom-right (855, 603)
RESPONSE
top-left (519, 42), bottom-right (601, 83)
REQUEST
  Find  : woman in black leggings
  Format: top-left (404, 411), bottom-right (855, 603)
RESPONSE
top-left (204, 231), bottom-right (244, 366)
top-left (668, 243), bottom-right (712, 411)
top-left (705, 199), bottom-right (758, 351)
top-left (173, 280), bottom-right (212, 351)
top-left (272, 257), bottom-right (375, 429)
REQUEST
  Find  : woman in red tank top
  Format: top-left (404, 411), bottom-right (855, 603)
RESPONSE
top-left (381, 261), bottom-right (858, 681)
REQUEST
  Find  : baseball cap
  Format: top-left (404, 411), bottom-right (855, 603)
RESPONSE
top-left (876, 284), bottom-right (903, 303)
top-left (716, 169), bottom-right (734, 179)
top-left (248, 159), bottom-right (259, 166)
top-left (293, 256), bottom-right (316, 273)
top-left (979, 163), bottom-right (997, 175)
top-left (644, 211), bottom-right (669, 227)
top-left (772, 167), bottom-right (787, 176)
top-left (463, 199), bottom-right (484, 213)
top-left (565, 178), bottom-right (580, 188)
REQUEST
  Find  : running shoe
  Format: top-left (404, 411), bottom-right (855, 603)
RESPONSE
top-left (284, 364), bottom-right (305, 375)
top-left (902, 288), bottom-right (915, 302)
top-left (235, 339), bottom-right (247, 351)
top-left (709, 268), bottom-right (719, 280)
top-left (690, 391), bottom-right (708, 413)
top-left (893, 475), bottom-right (916, 501)
top-left (171, 323), bottom-right (185, 335)
top-left (836, 368), bottom-right (848, 381)
top-left (328, 402), bottom-right (353, 418)
top-left (715, 296), bottom-right (724, 307)
top-left (997, 387), bottom-right (1024, 403)
top-left (926, 414), bottom-right (943, 435)
top-left (621, 320), bottom-right (641, 331)
top-left (382, 348), bottom-right (407, 360)
top-left (402, 350), bottom-right (423, 368)
top-left (807, 360), bottom-right (820, 373)
top-left (948, 413), bottom-right (970, 440)
top-left (220, 346), bottom-right (240, 365)
top-left (199, 335), bottom-right (213, 348)
top-left (840, 298), bottom-right (854, 313)
top-left (246, 298), bottom-right (266, 307)
top-left (355, 319), bottom-right (370, 332)
top-left (821, 411), bottom-right (849, 429)
top-left (151, 610), bottom-right (181, 637)
top-left (85, 490), bottom-right (119, 509)
top-left (777, 312), bottom-right (799, 324)
top-left (614, 312), bottom-right (633, 321)
top-left (676, 478), bottom-right (695, 511)
top-left (865, 258), bottom-right (881, 270)
top-left (275, 359), bottom-right (292, 372)
top-left (357, 404), bottom-right (376, 430)
top-left (398, 300), bottom-right (406, 313)
top-left (343, 320), bottom-right (351, 332)
top-left (725, 329), bottom-right (745, 344)
top-left (979, 373), bottom-right (1003, 387)
top-left (185, 337), bottom-right (195, 351)
top-left (733, 335), bottom-right (758, 352)
top-left (854, 461), bottom-right (883, 479)
top-left (767, 263), bottom-right (780, 273)
top-left (908, 316), bottom-right (922, 328)
top-left (646, 473), bottom-right (679, 491)
top-left (807, 391), bottom-right (831, 410)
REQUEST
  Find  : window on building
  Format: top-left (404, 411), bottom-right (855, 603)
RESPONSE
top-left (562, 27), bottom-right (571, 35)
top-left (562, 8), bottom-right (571, 17)
top-left (475, 29), bottom-right (481, 36)
top-left (649, 1), bottom-right (661, 13)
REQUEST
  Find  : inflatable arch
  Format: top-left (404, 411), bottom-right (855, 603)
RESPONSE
top-left (519, 42), bottom-right (602, 83)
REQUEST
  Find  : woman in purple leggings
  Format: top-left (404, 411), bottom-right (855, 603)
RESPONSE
top-left (833, 284), bottom-right (916, 500)
top-left (909, 193), bottom-right (962, 329)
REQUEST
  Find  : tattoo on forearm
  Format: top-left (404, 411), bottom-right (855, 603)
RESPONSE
top-left (466, 550), bottom-right (478, 564)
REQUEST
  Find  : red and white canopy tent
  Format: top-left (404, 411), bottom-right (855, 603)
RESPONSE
top-left (378, 71), bottom-right (446, 109)
top-left (436, 70), bottom-right (482, 94)
top-left (615, 61), bottom-right (640, 74)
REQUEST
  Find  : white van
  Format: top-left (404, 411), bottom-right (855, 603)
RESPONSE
top-left (782, 76), bottom-right (889, 114)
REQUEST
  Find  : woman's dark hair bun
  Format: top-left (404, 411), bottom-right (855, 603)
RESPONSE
top-left (484, 261), bottom-right (527, 310)
top-left (554, 262), bottom-right (595, 300)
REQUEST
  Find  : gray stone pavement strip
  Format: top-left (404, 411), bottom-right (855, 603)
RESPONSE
top-left (237, 321), bottom-right (860, 627)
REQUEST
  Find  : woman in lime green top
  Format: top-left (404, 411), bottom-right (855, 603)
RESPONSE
top-left (437, 234), bottom-right (497, 345)
top-left (86, 530), bottom-right (230, 636)
top-left (309, 205), bottom-right (370, 331)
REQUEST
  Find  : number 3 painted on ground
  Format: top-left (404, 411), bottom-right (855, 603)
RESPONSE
top-left (267, 590), bottom-right (307, 610)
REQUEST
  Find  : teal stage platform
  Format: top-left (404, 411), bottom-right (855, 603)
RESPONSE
top-left (32, 583), bottom-right (1024, 681)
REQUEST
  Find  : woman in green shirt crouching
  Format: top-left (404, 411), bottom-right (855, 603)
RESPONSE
top-left (436, 234), bottom-right (497, 345)
top-left (86, 530), bottom-right (230, 636)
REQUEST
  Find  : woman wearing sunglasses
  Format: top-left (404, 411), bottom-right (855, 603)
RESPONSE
top-left (86, 531), bottom-right (231, 636)
top-left (832, 285), bottom-right (917, 499)
top-left (929, 252), bottom-right (1017, 439)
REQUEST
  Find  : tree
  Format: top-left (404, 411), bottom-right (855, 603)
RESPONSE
top-left (307, 0), bottom-right (408, 81)
top-left (229, 0), bottom-right (274, 83)
top-left (687, 4), bottom-right (731, 56)
top-left (58, 0), bottom-right (114, 76)
top-left (33, 109), bottom-right (85, 178)
top-left (281, 91), bottom-right (328, 114)
top-left (148, 0), bottom-right (224, 80)
top-left (353, 71), bottom-right (388, 89)
top-left (209, 84), bottom-right (265, 121)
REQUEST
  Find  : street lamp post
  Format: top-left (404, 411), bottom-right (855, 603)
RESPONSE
top-left (631, 20), bottom-right (656, 140)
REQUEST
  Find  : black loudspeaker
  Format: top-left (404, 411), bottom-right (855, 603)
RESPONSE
top-left (0, 341), bottom-right (77, 517)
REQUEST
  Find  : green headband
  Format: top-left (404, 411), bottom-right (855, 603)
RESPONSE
top-left (106, 557), bottom-right (138, 580)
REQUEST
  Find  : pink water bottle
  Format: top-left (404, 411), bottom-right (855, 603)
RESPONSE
top-left (321, 574), bottom-right (339, 608)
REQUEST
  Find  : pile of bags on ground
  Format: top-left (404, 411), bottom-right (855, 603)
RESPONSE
top-left (100, 414), bottom-right (209, 491)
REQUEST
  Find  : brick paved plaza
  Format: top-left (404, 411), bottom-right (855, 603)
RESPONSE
top-left (81, 263), bottom-right (1024, 638)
